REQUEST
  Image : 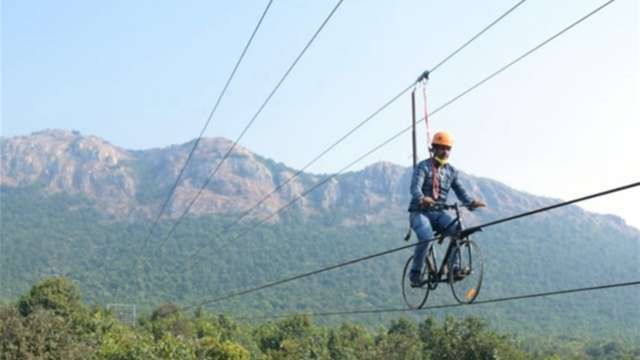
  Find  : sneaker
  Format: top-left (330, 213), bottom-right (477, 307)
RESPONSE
top-left (452, 266), bottom-right (471, 281)
top-left (409, 269), bottom-right (423, 287)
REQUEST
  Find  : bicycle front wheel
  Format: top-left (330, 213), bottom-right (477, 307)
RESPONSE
top-left (402, 255), bottom-right (430, 309)
top-left (448, 239), bottom-right (483, 304)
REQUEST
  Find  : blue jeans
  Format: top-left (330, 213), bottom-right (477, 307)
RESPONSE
top-left (410, 211), bottom-right (460, 272)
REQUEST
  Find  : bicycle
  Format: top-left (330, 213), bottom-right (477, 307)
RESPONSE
top-left (402, 203), bottom-right (483, 309)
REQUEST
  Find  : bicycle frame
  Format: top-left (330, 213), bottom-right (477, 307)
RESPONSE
top-left (425, 203), bottom-right (466, 286)
top-left (403, 202), bottom-right (485, 308)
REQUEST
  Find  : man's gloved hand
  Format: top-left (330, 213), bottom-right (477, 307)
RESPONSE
top-left (420, 196), bottom-right (436, 207)
top-left (468, 199), bottom-right (486, 210)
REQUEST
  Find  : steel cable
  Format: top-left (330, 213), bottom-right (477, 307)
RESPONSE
top-left (181, 181), bottom-right (638, 310)
top-left (221, 0), bottom-right (529, 236)
top-left (132, 0), bottom-right (274, 269)
top-left (220, 0), bottom-right (617, 251)
top-left (152, 0), bottom-right (345, 255)
top-left (234, 280), bottom-right (640, 320)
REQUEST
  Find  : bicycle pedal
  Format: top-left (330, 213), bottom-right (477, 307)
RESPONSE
top-left (410, 279), bottom-right (428, 288)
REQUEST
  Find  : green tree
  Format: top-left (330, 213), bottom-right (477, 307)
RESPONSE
top-left (1, 305), bottom-right (95, 359)
top-left (1, 277), bottom-right (100, 359)
top-left (255, 315), bottom-right (328, 359)
top-left (18, 277), bottom-right (84, 318)
top-left (374, 317), bottom-right (423, 360)
top-left (327, 322), bottom-right (375, 360)
top-left (97, 320), bottom-right (156, 360)
top-left (421, 316), bottom-right (531, 360)
top-left (147, 303), bottom-right (194, 340)
top-left (195, 337), bottom-right (250, 360)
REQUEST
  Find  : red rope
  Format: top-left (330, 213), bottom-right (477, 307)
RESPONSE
top-left (411, 88), bottom-right (418, 168)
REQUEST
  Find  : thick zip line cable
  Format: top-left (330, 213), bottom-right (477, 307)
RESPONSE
top-left (430, 0), bottom-right (527, 73)
top-left (236, 280), bottom-right (640, 320)
top-left (153, 0), bottom-right (344, 253)
top-left (181, 181), bottom-right (639, 311)
top-left (133, 0), bottom-right (273, 261)
top-left (220, 0), bottom-right (616, 249)
top-left (221, 0), bottom-right (528, 235)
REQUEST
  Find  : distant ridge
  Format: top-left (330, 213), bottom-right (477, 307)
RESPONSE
top-left (0, 129), bottom-right (635, 232)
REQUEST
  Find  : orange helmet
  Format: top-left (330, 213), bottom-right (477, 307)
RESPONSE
top-left (431, 131), bottom-right (454, 147)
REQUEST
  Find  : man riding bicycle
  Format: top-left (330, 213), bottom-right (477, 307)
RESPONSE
top-left (408, 131), bottom-right (486, 286)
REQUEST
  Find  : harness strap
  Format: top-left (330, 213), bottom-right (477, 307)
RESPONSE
top-left (432, 162), bottom-right (440, 200)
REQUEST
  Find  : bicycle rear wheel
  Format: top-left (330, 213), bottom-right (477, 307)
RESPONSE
top-left (402, 255), bottom-right (430, 309)
top-left (448, 239), bottom-right (483, 304)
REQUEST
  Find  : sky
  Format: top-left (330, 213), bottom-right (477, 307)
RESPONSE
top-left (2, 0), bottom-right (639, 229)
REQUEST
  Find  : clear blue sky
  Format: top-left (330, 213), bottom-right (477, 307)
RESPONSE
top-left (2, 0), bottom-right (639, 228)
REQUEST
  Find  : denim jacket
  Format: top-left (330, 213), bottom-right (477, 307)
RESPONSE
top-left (408, 158), bottom-right (473, 212)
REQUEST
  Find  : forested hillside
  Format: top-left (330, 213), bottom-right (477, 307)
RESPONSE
top-left (1, 186), bottom-right (638, 341)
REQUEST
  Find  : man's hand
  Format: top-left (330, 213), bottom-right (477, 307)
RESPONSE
top-left (468, 199), bottom-right (486, 210)
top-left (420, 196), bottom-right (436, 208)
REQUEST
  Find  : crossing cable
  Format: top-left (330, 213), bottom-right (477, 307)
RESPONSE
top-left (236, 280), bottom-right (640, 320)
top-left (429, 0), bottom-right (528, 73)
top-left (181, 181), bottom-right (639, 311)
top-left (220, 0), bottom-right (529, 235)
top-left (133, 0), bottom-right (274, 260)
top-left (218, 0), bottom-right (617, 250)
top-left (153, 0), bottom-right (345, 252)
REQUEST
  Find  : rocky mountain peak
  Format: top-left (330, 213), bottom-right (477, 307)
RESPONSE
top-left (0, 130), bottom-right (635, 232)
top-left (1, 130), bottom-right (134, 214)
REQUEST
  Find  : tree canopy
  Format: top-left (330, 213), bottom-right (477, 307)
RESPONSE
top-left (2, 278), bottom-right (639, 359)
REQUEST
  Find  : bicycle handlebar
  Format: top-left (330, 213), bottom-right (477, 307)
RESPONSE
top-left (426, 202), bottom-right (471, 211)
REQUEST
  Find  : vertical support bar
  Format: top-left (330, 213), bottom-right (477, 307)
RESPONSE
top-left (405, 88), bottom-right (419, 242)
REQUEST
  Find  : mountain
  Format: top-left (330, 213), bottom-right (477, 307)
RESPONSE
top-left (2, 129), bottom-right (635, 230)
top-left (1, 129), bottom-right (639, 340)
top-left (2, 129), bottom-right (408, 222)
